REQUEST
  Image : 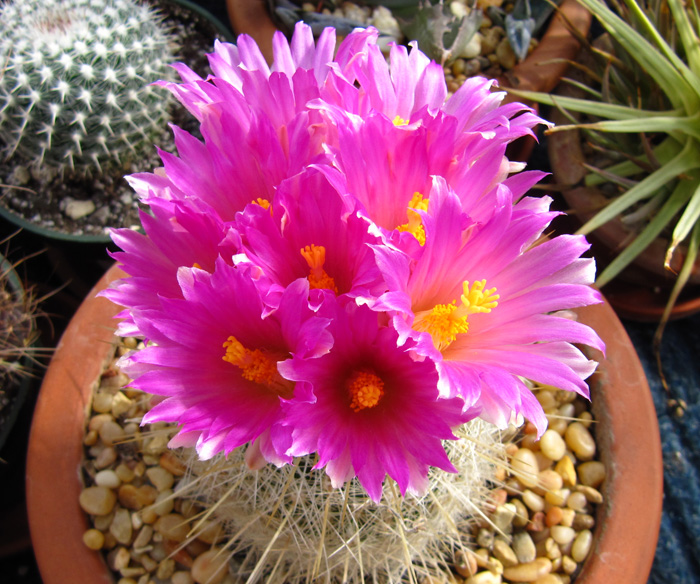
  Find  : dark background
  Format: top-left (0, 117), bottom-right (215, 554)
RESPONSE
top-left (1, 1), bottom-right (698, 583)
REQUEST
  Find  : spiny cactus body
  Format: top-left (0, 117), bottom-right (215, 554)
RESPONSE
top-left (0, 0), bottom-right (176, 174)
top-left (179, 420), bottom-right (505, 584)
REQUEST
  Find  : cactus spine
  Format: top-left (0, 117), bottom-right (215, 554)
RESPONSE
top-left (179, 420), bottom-right (506, 583)
top-left (0, 0), bottom-right (176, 174)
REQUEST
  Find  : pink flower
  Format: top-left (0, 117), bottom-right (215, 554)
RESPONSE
top-left (280, 298), bottom-right (473, 502)
top-left (103, 197), bottom-right (239, 337)
top-left (370, 177), bottom-right (604, 435)
top-left (234, 168), bottom-right (385, 307)
top-left (121, 259), bottom-right (332, 464)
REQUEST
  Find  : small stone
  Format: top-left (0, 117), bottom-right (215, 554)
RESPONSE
top-left (115, 464), bottom-right (135, 483)
top-left (133, 525), bottom-right (154, 551)
top-left (95, 469), bottom-right (121, 489)
top-left (92, 391), bottom-right (114, 413)
top-left (155, 513), bottom-right (190, 542)
top-left (95, 446), bottom-right (118, 469)
top-left (83, 528), bottom-right (105, 550)
top-left (99, 420), bottom-right (126, 446)
top-left (545, 506), bottom-right (563, 527)
top-left (159, 451), bottom-right (187, 477)
top-left (110, 508), bottom-right (133, 545)
top-left (544, 488), bottom-right (570, 507)
top-left (491, 503), bottom-right (517, 533)
top-left (521, 490), bottom-right (545, 513)
top-left (109, 546), bottom-right (131, 571)
top-left (502, 558), bottom-right (552, 582)
top-left (511, 448), bottom-right (539, 488)
top-left (540, 430), bottom-right (567, 461)
top-left (492, 538), bottom-right (518, 568)
top-left (118, 484), bottom-right (158, 510)
top-left (564, 423), bottom-right (596, 460)
top-left (111, 392), bottom-right (133, 417)
top-left (477, 527), bottom-right (495, 549)
top-left (196, 520), bottom-right (223, 545)
top-left (577, 461), bottom-right (606, 487)
top-left (511, 499), bottom-right (529, 528)
top-left (544, 537), bottom-right (561, 560)
top-left (465, 571), bottom-right (502, 584)
top-left (79, 486), bottom-right (117, 516)
top-left (172, 572), bottom-right (195, 584)
top-left (512, 532), bottom-right (536, 564)
top-left (537, 469), bottom-right (563, 493)
top-left (146, 466), bottom-right (175, 491)
top-left (554, 456), bottom-right (577, 486)
top-left (151, 489), bottom-right (175, 516)
top-left (495, 37), bottom-right (517, 70)
top-left (191, 549), bottom-right (229, 584)
top-left (561, 555), bottom-right (578, 574)
top-left (550, 525), bottom-right (576, 546)
top-left (572, 513), bottom-right (596, 531)
top-left (455, 549), bottom-right (478, 578)
top-left (157, 558), bottom-right (176, 580)
top-left (559, 508), bottom-right (576, 528)
top-left (575, 484), bottom-right (604, 504)
top-left (566, 491), bottom-right (588, 511)
top-left (63, 198), bottom-right (96, 220)
top-left (571, 529), bottom-right (593, 562)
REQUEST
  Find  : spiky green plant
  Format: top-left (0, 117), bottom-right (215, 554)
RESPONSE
top-left (0, 0), bottom-right (176, 175)
top-left (177, 420), bottom-right (506, 584)
top-left (511, 0), bottom-right (700, 322)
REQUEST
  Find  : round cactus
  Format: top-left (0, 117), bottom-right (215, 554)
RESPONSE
top-left (0, 0), bottom-right (176, 175)
top-left (179, 420), bottom-right (507, 583)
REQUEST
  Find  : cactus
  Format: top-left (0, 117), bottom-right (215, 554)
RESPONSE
top-left (178, 420), bottom-right (506, 583)
top-left (0, 0), bottom-right (176, 175)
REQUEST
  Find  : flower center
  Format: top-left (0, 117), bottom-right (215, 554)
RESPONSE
top-left (392, 115), bottom-right (409, 126)
top-left (347, 370), bottom-right (385, 412)
top-left (396, 192), bottom-right (429, 246)
top-left (252, 197), bottom-right (271, 210)
top-left (413, 280), bottom-right (499, 351)
top-left (222, 336), bottom-right (293, 398)
top-left (300, 244), bottom-right (338, 293)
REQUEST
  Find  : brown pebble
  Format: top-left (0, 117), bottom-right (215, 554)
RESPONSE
top-left (455, 549), bottom-right (478, 578)
top-left (572, 513), bottom-right (595, 531)
top-left (545, 506), bottom-right (563, 527)
top-left (79, 486), bottom-right (117, 516)
top-left (502, 557), bottom-right (552, 582)
top-left (110, 508), bottom-right (134, 545)
top-left (118, 484), bottom-right (158, 510)
top-left (526, 511), bottom-right (545, 533)
top-left (159, 451), bottom-right (187, 476)
top-left (83, 528), bottom-right (105, 550)
top-left (155, 513), bottom-right (190, 542)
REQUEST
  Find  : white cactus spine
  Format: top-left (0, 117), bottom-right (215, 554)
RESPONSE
top-left (0, 0), bottom-right (177, 174)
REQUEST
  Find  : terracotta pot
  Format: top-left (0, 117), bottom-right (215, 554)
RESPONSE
top-left (548, 108), bottom-right (700, 321)
top-left (225, 0), bottom-right (592, 162)
top-left (26, 262), bottom-right (662, 583)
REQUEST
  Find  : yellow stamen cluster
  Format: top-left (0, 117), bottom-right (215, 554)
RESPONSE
top-left (412, 302), bottom-right (469, 350)
top-left (252, 198), bottom-right (271, 210)
top-left (222, 336), bottom-right (292, 397)
top-left (461, 280), bottom-right (499, 313)
top-left (396, 192), bottom-right (429, 246)
top-left (413, 280), bottom-right (499, 351)
top-left (347, 370), bottom-right (385, 412)
top-left (392, 115), bottom-right (409, 126)
top-left (300, 244), bottom-right (338, 293)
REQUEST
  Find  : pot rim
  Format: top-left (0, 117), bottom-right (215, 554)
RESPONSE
top-left (26, 262), bottom-right (662, 584)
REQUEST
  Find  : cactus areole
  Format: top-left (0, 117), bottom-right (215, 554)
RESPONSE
top-left (0, 0), bottom-right (176, 175)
